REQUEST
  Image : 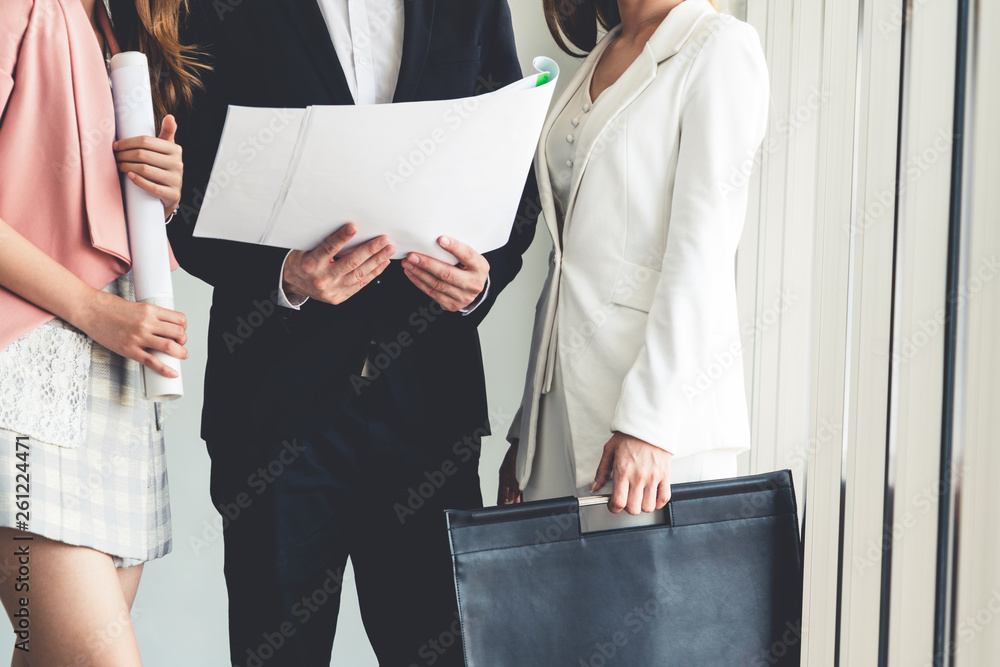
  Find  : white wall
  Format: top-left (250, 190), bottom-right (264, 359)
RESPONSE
top-left (133, 4), bottom-right (579, 665)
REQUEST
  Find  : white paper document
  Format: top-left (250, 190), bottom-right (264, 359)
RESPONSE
top-left (193, 57), bottom-right (559, 263)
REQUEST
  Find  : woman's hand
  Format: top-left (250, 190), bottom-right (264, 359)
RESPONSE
top-left (114, 114), bottom-right (183, 218)
top-left (591, 432), bottom-right (672, 515)
top-left (498, 442), bottom-right (523, 505)
top-left (78, 290), bottom-right (189, 379)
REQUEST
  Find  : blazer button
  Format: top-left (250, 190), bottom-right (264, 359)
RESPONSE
top-left (551, 254), bottom-right (557, 266)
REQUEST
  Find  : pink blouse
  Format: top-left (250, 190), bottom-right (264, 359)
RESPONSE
top-left (0, 0), bottom-right (176, 352)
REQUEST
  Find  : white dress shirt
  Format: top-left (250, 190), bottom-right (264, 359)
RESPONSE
top-left (317, 0), bottom-right (404, 105)
top-left (278, 0), bottom-right (489, 314)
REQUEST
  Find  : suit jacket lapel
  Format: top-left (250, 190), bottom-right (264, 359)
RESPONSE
top-left (278, 0), bottom-right (355, 104)
top-left (535, 48), bottom-right (605, 250)
top-left (561, 0), bottom-right (717, 226)
top-left (393, 0), bottom-right (436, 103)
top-left (561, 36), bottom-right (655, 227)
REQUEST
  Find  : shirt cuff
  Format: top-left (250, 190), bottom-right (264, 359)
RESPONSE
top-left (460, 274), bottom-right (490, 316)
top-left (277, 251), bottom-right (309, 310)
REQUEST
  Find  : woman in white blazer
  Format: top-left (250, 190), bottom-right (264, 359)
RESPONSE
top-left (499, 0), bottom-right (769, 528)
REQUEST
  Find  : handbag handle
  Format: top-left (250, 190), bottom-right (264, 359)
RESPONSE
top-left (577, 494), bottom-right (676, 529)
top-left (577, 495), bottom-right (612, 507)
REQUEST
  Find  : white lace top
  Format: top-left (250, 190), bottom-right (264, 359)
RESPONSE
top-left (0, 317), bottom-right (93, 448)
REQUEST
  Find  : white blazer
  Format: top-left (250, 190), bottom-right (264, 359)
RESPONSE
top-left (509, 0), bottom-right (770, 488)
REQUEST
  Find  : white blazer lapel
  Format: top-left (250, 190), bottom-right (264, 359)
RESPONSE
top-left (560, 0), bottom-right (719, 226)
top-left (646, 0), bottom-right (720, 63)
top-left (560, 32), bottom-right (657, 227)
top-left (534, 47), bottom-right (608, 249)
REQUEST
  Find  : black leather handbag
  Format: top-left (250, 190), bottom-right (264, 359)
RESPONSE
top-left (445, 469), bottom-right (803, 666)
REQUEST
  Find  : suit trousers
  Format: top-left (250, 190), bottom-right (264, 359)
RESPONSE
top-left (207, 378), bottom-right (483, 667)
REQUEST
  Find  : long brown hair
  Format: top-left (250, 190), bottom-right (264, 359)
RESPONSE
top-left (543, 0), bottom-right (717, 57)
top-left (107, 0), bottom-right (207, 123)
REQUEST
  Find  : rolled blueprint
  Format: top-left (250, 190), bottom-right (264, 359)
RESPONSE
top-left (109, 52), bottom-right (183, 402)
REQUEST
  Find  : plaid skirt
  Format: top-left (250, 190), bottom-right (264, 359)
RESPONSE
top-left (0, 275), bottom-right (171, 568)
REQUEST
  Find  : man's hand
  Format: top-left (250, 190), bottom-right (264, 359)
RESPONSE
top-left (591, 432), bottom-right (673, 515)
top-left (401, 236), bottom-right (489, 312)
top-left (498, 442), bottom-right (523, 505)
top-left (282, 223), bottom-right (395, 305)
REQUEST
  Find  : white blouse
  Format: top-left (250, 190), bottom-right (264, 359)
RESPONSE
top-left (545, 52), bottom-right (620, 232)
top-left (545, 68), bottom-right (598, 230)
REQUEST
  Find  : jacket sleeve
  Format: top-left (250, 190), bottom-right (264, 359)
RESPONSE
top-left (461, 0), bottom-right (541, 327)
top-left (0, 0), bottom-right (32, 117)
top-left (168, 3), bottom-right (290, 299)
top-left (609, 20), bottom-right (769, 457)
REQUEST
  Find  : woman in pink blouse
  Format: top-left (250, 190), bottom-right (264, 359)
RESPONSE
top-left (0, 1), bottom-right (204, 663)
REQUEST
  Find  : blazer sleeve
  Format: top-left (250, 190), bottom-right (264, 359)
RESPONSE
top-left (168, 3), bottom-right (291, 299)
top-left (461, 0), bottom-right (541, 327)
top-left (0, 0), bottom-right (32, 117)
top-left (610, 20), bottom-right (769, 458)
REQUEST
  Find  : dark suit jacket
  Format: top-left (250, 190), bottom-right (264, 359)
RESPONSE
top-left (171, 0), bottom-right (540, 447)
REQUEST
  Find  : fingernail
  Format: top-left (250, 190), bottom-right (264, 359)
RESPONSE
top-left (112, 141), bottom-right (118, 149)
top-left (440, 236), bottom-right (451, 247)
top-left (128, 172), bottom-right (136, 180)
top-left (401, 262), bottom-right (412, 270)
top-left (409, 255), bottom-right (420, 265)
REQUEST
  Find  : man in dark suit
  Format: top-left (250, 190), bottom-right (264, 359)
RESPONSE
top-left (170, 1), bottom-right (539, 665)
